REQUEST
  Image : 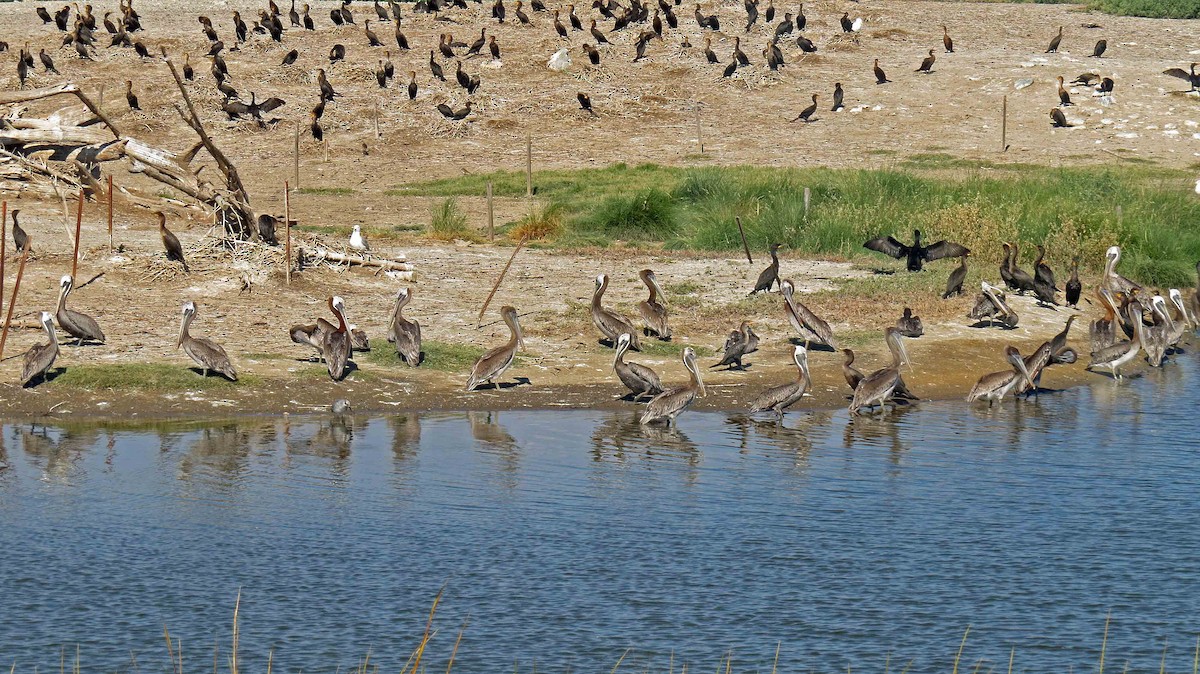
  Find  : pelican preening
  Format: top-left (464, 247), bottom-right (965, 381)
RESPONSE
top-left (1087, 301), bottom-right (1143, 379)
top-left (967, 346), bottom-right (1037, 406)
top-left (466, 305), bottom-right (523, 391)
top-left (781, 279), bottom-right (837, 349)
top-left (177, 301), bottom-right (237, 380)
top-left (21, 312), bottom-right (59, 387)
top-left (637, 269), bottom-right (671, 340)
top-left (592, 273), bottom-right (641, 350)
top-left (748, 344), bottom-right (810, 420)
top-left (56, 275), bottom-right (105, 345)
top-left (1103, 246), bottom-right (1141, 295)
top-left (896, 308), bottom-right (923, 338)
top-left (640, 346), bottom-right (704, 425)
top-left (613, 332), bottom-right (663, 400)
top-left (321, 296), bottom-right (352, 381)
top-left (970, 281), bottom-right (1019, 329)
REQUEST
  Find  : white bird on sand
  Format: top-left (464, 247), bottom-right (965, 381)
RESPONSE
top-left (548, 48), bottom-right (571, 71)
top-left (350, 224), bottom-right (370, 251)
top-left (851, 16), bottom-right (863, 31)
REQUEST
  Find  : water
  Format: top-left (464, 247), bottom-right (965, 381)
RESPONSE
top-left (2, 357), bottom-right (1199, 674)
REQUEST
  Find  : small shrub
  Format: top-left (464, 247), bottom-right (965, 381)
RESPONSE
top-left (573, 188), bottom-right (678, 240)
top-left (511, 203), bottom-right (565, 241)
top-left (428, 197), bottom-right (472, 240)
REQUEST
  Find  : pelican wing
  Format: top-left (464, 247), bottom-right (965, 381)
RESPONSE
top-left (185, 336), bottom-right (238, 380)
top-left (863, 236), bottom-right (907, 259)
top-left (791, 298), bottom-right (838, 348)
top-left (21, 342), bottom-right (57, 385)
top-left (967, 370), bottom-right (1017, 402)
top-left (640, 385), bottom-right (697, 424)
top-left (638, 300), bottom-right (671, 338)
top-left (60, 308), bottom-right (105, 342)
top-left (849, 368), bottom-right (898, 412)
top-left (922, 240), bottom-right (969, 262)
top-left (393, 317), bottom-right (421, 367)
top-left (1088, 339), bottom-right (1132, 366)
top-left (749, 379), bottom-right (807, 414)
top-left (466, 342), bottom-right (516, 390)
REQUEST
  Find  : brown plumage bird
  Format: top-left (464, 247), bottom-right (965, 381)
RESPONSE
top-left (583, 42), bottom-right (600, 65)
top-left (436, 101), bottom-right (472, 120)
top-left (873, 58), bottom-right (889, 84)
top-left (429, 50), bottom-right (445, 80)
top-left (1056, 75), bottom-right (1073, 106)
top-left (407, 70), bottom-right (417, 99)
top-left (1091, 39), bottom-right (1106, 57)
top-left (39, 48), bottom-right (59, 74)
top-left (157, 212), bottom-right (188, 271)
top-left (329, 43), bottom-right (346, 62)
top-left (577, 91), bottom-right (596, 115)
top-left (365, 20), bottom-right (382, 46)
top-left (11, 209), bottom-right (29, 253)
top-left (1050, 108), bottom-right (1071, 128)
top-left (125, 79), bottom-right (140, 110)
top-left (310, 110), bottom-right (324, 141)
top-left (942, 25), bottom-right (953, 52)
top-left (282, 49), bottom-right (298, 66)
top-left (916, 49), bottom-right (935, 73)
top-left (488, 35), bottom-right (501, 59)
top-left (1046, 26), bottom-right (1062, 53)
top-left (790, 93), bottom-right (818, 122)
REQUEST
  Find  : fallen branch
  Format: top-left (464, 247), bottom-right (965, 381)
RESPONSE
top-left (309, 246), bottom-right (413, 271)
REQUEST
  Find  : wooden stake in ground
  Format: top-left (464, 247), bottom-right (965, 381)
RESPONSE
top-left (71, 188), bottom-right (83, 279)
top-left (1001, 95), bottom-right (1008, 152)
top-left (107, 174), bottom-right (113, 254)
top-left (323, 136), bottom-right (329, 163)
top-left (478, 236), bottom-right (528, 324)
top-left (486, 181), bottom-right (494, 242)
top-left (803, 187), bottom-right (811, 219)
top-left (293, 122), bottom-right (301, 189)
top-left (695, 103), bottom-right (704, 154)
top-left (525, 132), bottom-right (532, 198)
top-left (1, 200), bottom-right (6, 321)
top-left (284, 181), bottom-right (292, 285)
top-left (0, 239), bottom-right (32, 360)
top-left (735, 216), bottom-right (752, 264)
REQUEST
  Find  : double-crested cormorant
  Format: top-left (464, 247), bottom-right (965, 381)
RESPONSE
top-left (1097, 77), bottom-right (1114, 93)
top-left (282, 49), bottom-right (298, 66)
top-left (429, 50), bottom-right (445, 80)
top-left (640, 346), bottom-right (704, 425)
top-left (395, 23), bottom-right (410, 50)
top-left (488, 35), bottom-right (501, 59)
top-left (1091, 39), bottom-right (1106, 57)
top-left (831, 82), bottom-right (844, 111)
top-left (773, 12), bottom-right (793, 38)
top-left (873, 58), bottom-right (889, 84)
top-left (1046, 26), bottom-right (1062, 53)
top-left (732, 36), bottom-right (749, 65)
top-left (436, 101), bottom-right (472, 120)
top-left (839, 12), bottom-right (851, 32)
top-left (703, 36), bottom-right (717, 63)
top-left (694, 4), bottom-right (719, 30)
top-left (864, 229), bottom-right (968, 271)
top-left (554, 10), bottom-right (568, 37)
top-left (722, 60), bottom-right (737, 77)
top-left (896, 307), bottom-right (923, 337)
top-left (796, 35), bottom-right (816, 52)
top-left (916, 49), bottom-right (935, 73)
top-left (468, 29), bottom-right (487, 55)
top-left (39, 49), bottom-right (59, 74)
top-left (744, 0), bottom-right (758, 32)
top-left (177, 301), bottom-right (237, 380)
top-left (1034, 245), bottom-right (1056, 290)
top-left (942, 25), bottom-right (953, 52)
top-left (365, 20), bottom-right (382, 46)
top-left (577, 91), bottom-right (596, 115)
top-left (1162, 63), bottom-right (1199, 91)
top-left (943, 252), bottom-right (969, 298)
top-left (748, 344), bottom-right (810, 421)
top-left (389, 288), bottom-right (422, 367)
top-left (583, 42), bottom-right (601, 65)
top-left (614, 332), bottom-right (662, 400)
top-left (310, 110), bottom-right (323, 141)
top-left (1065, 256), bottom-right (1082, 307)
top-left (1050, 108), bottom-right (1070, 127)
top-left (750, 242), bottom-right (783, 293)
top-left (713, 320), bottom-right (758, 369)
top-left (318, 68), bottom-right (339, 100)
top-left (568, 4), bottom-right (582, 29)
top-left (791, 93), bottom-right (818, 122)
top-left (21, 312), bottom-right (59, 387)
top-left (842, 348), bottom-right (864, 391)
top-left (407, 70), bottom-right (418, 99)
top-left (37, 6), bottom-right (53, 24)
top-left (11, 209), bottom-right (29, 253)
top-left (330, 44), bottom-right (346, 63)
top-left (56, 275), bottom-right (105, 345)
top-left (514, 0), bottom-right (529, 23)
top-left (182, 52), bottom-right (194, 79)
top-left (466, 305), bottom-right (523, 390)
top-left (157, 211), bottom-right (188, 271)
top-left (1056, 76), bottom-right (1072, 106)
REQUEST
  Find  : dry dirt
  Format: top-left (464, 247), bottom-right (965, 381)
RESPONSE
top-left (0, 0), bottom-right (1190, 420)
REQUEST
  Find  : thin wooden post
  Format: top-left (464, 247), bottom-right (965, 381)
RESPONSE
top-left (695, 103), bottom-right (704, 153)
top-left (374, 99), bottom-right (380, 138)
top-left (525, 132), bottom-right (532, 198)
top-left (486, 181), bottom-right (495, 242)
top-left (71, 188), bottom-right (83, 279)
top-left (284, 181), bottom-right (292, 285)
top-left (293, 122), bottom-right (301, 189)
top-left (735, 216), bottom-right (752, 263)
top-left (107, 174), bottom-right (113, 254)
top-left (478, 236), bottom-right (528, 324)
top-left (1, 200), bottom-right (6, 321)
top-left (0, 239), bottom-right (31, 361)
top-left (803, 187), bottom-right (811, 219)
top-left (1001, 95), bottom-right (1007, 152)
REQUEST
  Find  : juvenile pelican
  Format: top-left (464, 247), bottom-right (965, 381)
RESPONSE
top-left (1143, 296), bottom-right (1170, 366)
top-left (177, 301), bottom-right (237, 380)
top-left (641, 346), bottom-right (704, 425)
top-left (466, 305), bottom-right (523, 391)
top-left (591, 273), bottom-right (640, 349)
top-left (781, 279), bottom-right (838, 348)
top-left (55, 275), bottom-right (105, 345)
top-left (896, 307), bottom-right (923, 337)
top-left (712, 320), bottom-right (758, 369)
top-left (967, 346), bottom-right (1037, 406)
top-left (613, 332), bottom-right (662, 400)
top-left (750, 242), bottom-right (783, 294)
top-left (841, 348), bottom-right (864, 391)
top-left (637, 269), bottom-right (671, 339)
top-left (390, 287), bottom-right (421, 366)
top-left (21, 312), bottom-right (59, 387)
top-left (1102, 246), bottom-right (1141, 295)
top-left (849, 328), bottom-right (908, 416)
top-left (1087, 301), bottom-right (1143, 379)
top-left (748, 344), bottom-right (810, 421)
top-left (321, 296), bottom-right (351, 381)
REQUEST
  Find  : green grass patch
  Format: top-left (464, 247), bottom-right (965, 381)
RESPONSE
top-left (49, 363), bottom-right (255, 391)
top-left (428, 197), bottom-right (475, 241)
top-left (298, 187), bottom-right (356, 196)
top-left (390, 163), bottom-right (1200, 287)
top-left (638, 341), bottom-right (715, 358)
top-left (364, 339), bottom-right (487, 372)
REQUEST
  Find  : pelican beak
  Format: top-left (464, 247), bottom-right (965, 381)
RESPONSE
top-left (176, 315), bottom-right (187, 349)
top-left (649, 273), bottom-right (668, 306)
top-left (1011, 351), bottom-right (1036, 392)
top-left (896, 335), bottom-right (911, 371)
top-left (514, 316), bottom-right (525, 350)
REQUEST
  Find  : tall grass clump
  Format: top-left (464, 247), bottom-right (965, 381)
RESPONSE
top-left (511, 203), bottom-right (566, 241)
top-left (573, 188), bottom-right (678, 240)
top-left (1091, 0), bottom-right (1200, 18)
top-left (428, 197), bottom-right (472, 240)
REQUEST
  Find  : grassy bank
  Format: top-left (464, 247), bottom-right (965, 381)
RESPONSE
top-left (389, 160), bottom-right (1200, 288)
top-left (960, 0), bottom-right (1200, 18)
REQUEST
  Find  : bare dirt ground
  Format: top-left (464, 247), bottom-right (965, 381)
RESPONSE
top-left (0, 0), bottom-right (1190, 420)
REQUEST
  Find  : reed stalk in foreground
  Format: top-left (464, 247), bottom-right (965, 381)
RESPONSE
top-left (1100, 612), bottom-right (1112, 674)
top-left (952, 625), bottom-right (971, 674)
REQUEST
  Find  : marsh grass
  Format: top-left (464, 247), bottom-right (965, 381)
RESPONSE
top-left (298, 187), bottom-right (356, 196)
top-left (49, 363), bottom-right (254, 390)
top-left (428, 197), bottom-right (474, 241)
top-left (638, 341), bottom-right (715, 358)
top-left (364, 339), bottom-right (486, 372)
top-left (393, 163), bottom-right (1200, 287)
top-left (510, 203), bottom-right (565, 241)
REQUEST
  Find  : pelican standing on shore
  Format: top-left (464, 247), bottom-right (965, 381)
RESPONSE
top-left (591, 273), bottom-right (640, 349)
top-left (967, 346), bottom-right (1037, 405)
top-left (781, 279), bottom-right (838, 348)
top-left (1102, 245), bottom-right (1141, 294)
top-left (389, 287), bottom-right (421, 366)
top-left (321, 296), bottom-right (351, 381)
top-left (849, 327), bottom-right (909, 416)
top-left (637, 268), bottom-right (671, 339)
top-left (748, 344), bottom-right (810, 420)
top-left (641, 346), bottom-right (704, 425)
top-left (55, 275), bottom-right (105, 345)
top-left (466, 305), bottom-right (523, 391)
top-left (613, 332), bottom-right (662, 400)
top-left (1087, 301), bottom-right (1143, 379)
top-left (177, 301), bottom-right (237, 380)
top-left (21, 312), bottom-right (59, 387)
top-left (970, 282), bottom-right (1018, 328)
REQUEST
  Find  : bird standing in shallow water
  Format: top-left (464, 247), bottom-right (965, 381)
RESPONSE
top-left (748, 344), bottom-right (810, 421)
top-left (641, 346), bottom-right (704, 425)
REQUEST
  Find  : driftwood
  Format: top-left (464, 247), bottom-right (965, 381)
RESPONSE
top-left (309, 247), bottom-right (414, 271)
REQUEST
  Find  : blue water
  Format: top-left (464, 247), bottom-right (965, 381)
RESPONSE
top-left (1, 357), bottom-right (1198, 674)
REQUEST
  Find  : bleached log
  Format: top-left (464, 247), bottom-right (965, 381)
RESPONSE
top-left (48, 104), bottom-right (98, 127)
top-left (0, 83), bottom-right (80, 105)
top-left (310, 247), bottom-right (414, 271)
top-left (0, 125), bottom-right (111, 146)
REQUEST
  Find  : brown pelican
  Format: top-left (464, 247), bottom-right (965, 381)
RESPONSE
top-left (1087, 301), bottom-right (1142, 379)
top-left (21, 312), bottom-right (59, 387)
top-left (849, 328), bottom-right (909, 416)
top-left (781, 279), bottom-right (837, 348)
top-left (158, 212), bottom-right (188, 272)
top-left (1102, 246), bottom-right (1141, 295)
top-left (712, 320), bottom-right (758, 369)
top-left (1155, 294), bottom-right (1187, 351)
top-left (863, 229), bottom-right (968, 271)
top-left (750, 242), bottom-right (782, 294)
top-left (1143, 297), bottom-right (1169, 367)
top-left (1065, 256), bottom-right (1082, 308)
top-left (613, 332), bottom-right (662, 400)
top-left (1013, 319), bottom-right (1076, 396)
top-left (318, 296), bottom-right (351, 381)
top-left (943, 252), bottom-right (969, 298)
top-left (966, 346), bottom-right (1037, 406)
top-left (55, 275), bottom-right (105, 345)
top-left (896, 307), bottom-right (923, 337)
top-left (640, 346), bottom-right (704, 426)
top-left (592, 273), bottom-right (640, 349)
top-left (177, 301), bottom-right (237, 380)
top-left (389, 287), bottom-right (421, 367)
top-left (1169, 288), bottom-right (1196, 331)
top-left (970, 281), bottom-right (1018, 328)
top-left (842, 348), bottom-right (864, 391)
top-left (748, 344), bottom-right (810, 421)
top-left (466, 305), bottom-right (523, 391)
top-left (1192, 261), bottom-right (1200, 326)
top-left (1090, 287), bottom-right (1119, 354)
top-left (637, 269), bottom-right (671, 340)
